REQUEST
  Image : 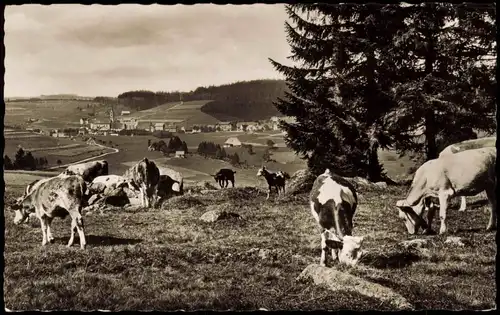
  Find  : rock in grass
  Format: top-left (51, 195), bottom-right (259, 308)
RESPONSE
top-left (200, 210), bottom-right (241, 223)
top-left (445, 236), bottom-right (466, 247)
top-left (400, 238), bottom-right (429, 249)
top-left (297, 264), bottom-right (414, 310)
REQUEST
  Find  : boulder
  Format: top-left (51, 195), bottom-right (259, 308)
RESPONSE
top-left (286, 169), bottom-right (316, 196)
top-left (400, 238), bottom-right (429, 249)
top-left (200, 210), bottom-right (241, 223)
top-left (445, 236), bottom-right (466, 247)
top-left (374, 181), bottom-right (388, 189)
top-left (297, 264), bottom-right (413, 310)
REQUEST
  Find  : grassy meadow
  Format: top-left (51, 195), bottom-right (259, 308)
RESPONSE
top-left (3, 178), bottom-right (496, 311)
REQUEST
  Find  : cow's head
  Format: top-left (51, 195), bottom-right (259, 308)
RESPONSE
top-left (212, 173), bottom-right (223, 182)
top-left (396, 200), bottom-right (428, 234)
top-left (11, 195), bottom-right (33, 225)
top-left (256, 166), bottom-right (266, 177)
top-left (338, 235), bottom-right (365, 266)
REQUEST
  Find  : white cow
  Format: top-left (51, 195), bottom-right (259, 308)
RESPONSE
top-left (438, 137), bottom-right (496, 211)
top-left (396, 147), bottom-right (496, 235)
top-left (89, 175), bottom-right (135, 196)
top-left (11, 175), bottom-right (88, 249)
top-left (309, 169), bottom-right (364, 266)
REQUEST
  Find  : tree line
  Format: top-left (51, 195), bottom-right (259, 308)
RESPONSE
top-left (148, 136), bottom-right (188, 155)
top-left (4, 148), bottom-right (49, 171)
top-left (116, 80), bottom-right (288, 121)
top-left (269, 3), bottom-right (496, 181)
top-left (197, 141), bottom-right (241, 166)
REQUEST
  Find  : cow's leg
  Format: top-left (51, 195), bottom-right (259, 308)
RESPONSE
top-left (459, 196), bottom-right (467, 212)
top-left (67, 218), bottom-right (77, 247)
top-left (424, 202), bottom-right (437, 235)
top-left (232, 180), bottom-right (235, 188)
top-left (46, 217), bottom-right (55, 243)
top-left (485, 187), bottom-right (497, 231)
top-left (40, 217), bottom-right (49, 246)
top-left (75, 212), bottom-right (87, 249)
top-left (266, 187), bottom-right (271, 200)
top-left (320, 230), bottom-right (329, 267)
top-left (438, 192), bottom-right (452, 235)
top-left (333, 203), bottom-right (345, 240)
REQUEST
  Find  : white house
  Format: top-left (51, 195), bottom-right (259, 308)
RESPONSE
top-left (217, 122), bottom-right (233, 132)
top-left (121, 110), bottom-right (131, 116)
top-left (175, 150), bottom-right (186, 158)
top-left (90, 120), bottom-right (111, 131)
top-left (224, 137), bottom-right (242, 147)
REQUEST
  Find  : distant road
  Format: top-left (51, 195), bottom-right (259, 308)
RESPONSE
top-left (46, 143), bottom-right (120, 170)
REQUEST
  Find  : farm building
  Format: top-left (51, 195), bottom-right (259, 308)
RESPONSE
top-left (79, 118), bottom-right (89, 125)
top-left (175, 150), bottom-right (186, 158)
top-left (153, 122), bottom-right (165, 131)
top-left (77, 127), bottom-right (88, 135)
top-left (111, 121), bottom-right (125, 131)
top-left (224, 137), bottom-right (242, 147)
top-left (236, 122), bottom-right (258, 132)
top-left (121, 110), bottom-right (131, 116)
top-left (51, 129), bottom-right (69, 138)
top-left (136, 121), bottom-right (153, 131)
top-left (217, 121), bottom-right (233, 132)
top-left (120, 118), bottom-right (138, 130)
top-left (165, 124), bottom-right (178, 133)
top-left (90, 120), bottom-right (111, 131)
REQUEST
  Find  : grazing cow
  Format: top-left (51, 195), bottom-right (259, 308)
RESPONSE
top-left (89, 175), bottom-right (134, 196)
top-left (212, 168), bottom-right (237, 188)
top-left (396, 147), bottom-right (496, 235)
top-left (309, 169), bottom-right (363, 266)
top-left (438, 137), bottom-right (496, 211)
top-left (62, 160), bottom-right (109, 183)
top-left (123, 158), bottom-right (160, 208)
top-left (11, 175), bottom-right (88, 249)
top-left (256, 166), bottom-right (289, 200)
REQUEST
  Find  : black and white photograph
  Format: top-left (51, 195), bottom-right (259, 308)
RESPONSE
top-left (3, 3), bottom-right (497, 311)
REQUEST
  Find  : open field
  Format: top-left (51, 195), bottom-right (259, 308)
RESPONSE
top-left (3, 179), bottom-right (496, 310)
top-left (4, 131), bottom-right (117, 168)
top-left (127, 100), bottom-right (237, 126)
top-left (4, 100), bottom-right (111, 128)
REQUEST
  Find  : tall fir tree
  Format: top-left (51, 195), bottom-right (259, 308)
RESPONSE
top-left (384, 3), bottom-right (496, 160)
top-left (269, 4), bottom-right (403, 179)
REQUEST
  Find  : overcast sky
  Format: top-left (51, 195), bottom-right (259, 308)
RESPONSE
top-left (5, 4), bottom-right (290, 97)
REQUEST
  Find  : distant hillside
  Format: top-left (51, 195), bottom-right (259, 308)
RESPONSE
top-left (117, 79), bottom-right (288, 121)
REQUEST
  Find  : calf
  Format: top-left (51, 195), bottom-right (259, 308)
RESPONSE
top-left (212, 168), bottom-right (237, 188)
top-left (396, 147), bottom-right (496, 235)
top-left (11, 175), bottom-right (88, 249)
top-left (123, 158), bottom-right (160, 208)
top-left (309, 169), bottom-right (363, 266)
top-left (438, 137), bottom-right (496, 211)
top-left (62, 160), bottom-right (109, 183)
top-left (256, 166), bottom-right (289, 200)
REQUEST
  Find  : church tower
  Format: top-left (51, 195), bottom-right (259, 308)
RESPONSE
top-left (109, 105), bottom-right (115, 123)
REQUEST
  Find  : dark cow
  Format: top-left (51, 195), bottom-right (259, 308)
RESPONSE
top-left (309, 169), bottom-right (363, 266)
top-left (62, 160), bottom-right (109, 183)
top-left (123, 158), bottom-right (160, 208)
top-left (212, 168), bottom-right (237, 188)
top-left (11, 175), bottom-right (88, 249)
